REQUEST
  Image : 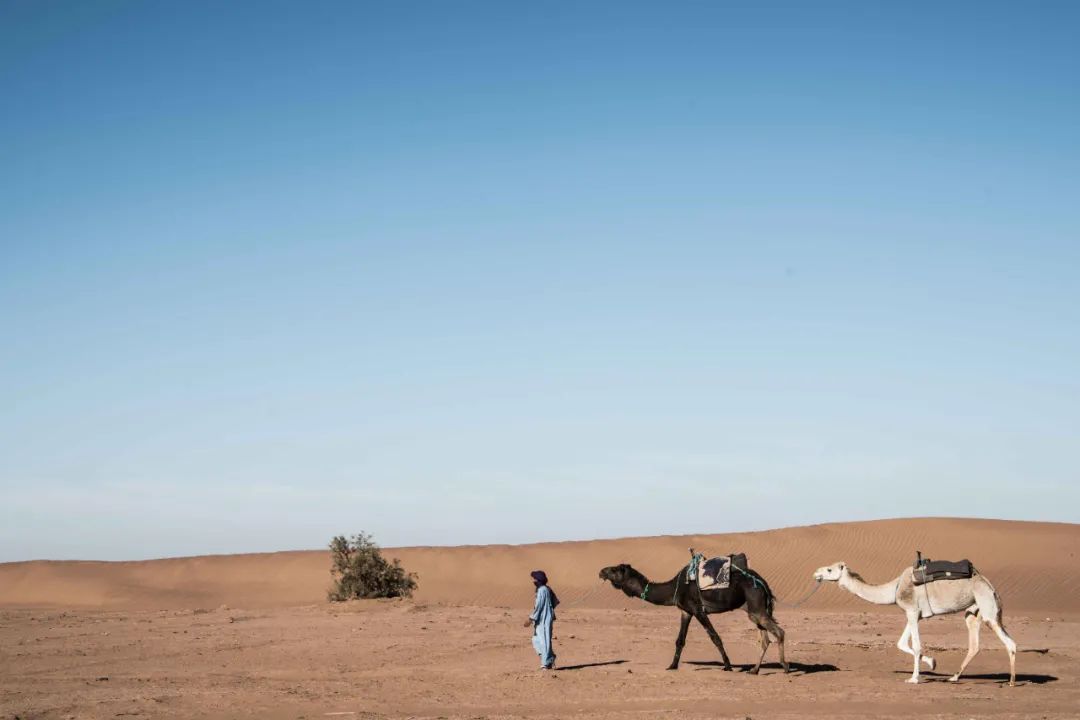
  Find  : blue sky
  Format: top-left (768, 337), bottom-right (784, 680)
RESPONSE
top-left (2, 1), bottom-right (1078, 561)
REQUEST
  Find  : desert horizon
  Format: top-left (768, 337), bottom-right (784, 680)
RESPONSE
top-left (10, 514), bottom-right (1080, 562)
top-left (3, 517), bottom-right (1077, 613)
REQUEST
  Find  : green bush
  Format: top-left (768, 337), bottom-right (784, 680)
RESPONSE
top-left (328, 532), bottom-right (418, 601)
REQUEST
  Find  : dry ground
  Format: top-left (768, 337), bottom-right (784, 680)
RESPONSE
top-left (2, 601), bottom-right (1076, 720)
top-left (4, 519), bottom-right (1077, 718)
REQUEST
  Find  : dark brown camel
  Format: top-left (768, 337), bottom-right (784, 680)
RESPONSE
top-left (599, 562), bottom-right (788, 673)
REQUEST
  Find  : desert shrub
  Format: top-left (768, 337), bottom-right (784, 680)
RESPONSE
top-left (328, 532), bottom-right (418, 601)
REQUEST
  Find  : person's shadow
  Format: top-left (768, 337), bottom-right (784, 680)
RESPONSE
top-left (557, 660), bottom-right (628, 671)
top-left (687, 660), bottom-right (839, 675)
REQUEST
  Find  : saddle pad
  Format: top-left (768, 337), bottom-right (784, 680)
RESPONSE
top-left (697, 557), bottom-right (730, 590)
top-left (913, 558), bottom-right (974, 586)
top-left (696, 553), bottom-right (748, 591)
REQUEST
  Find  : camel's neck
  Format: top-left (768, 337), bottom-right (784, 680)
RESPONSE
top-left (839, 568), bottom-right (899, 605)
top-left (626, 573), bottom-right (680, 607)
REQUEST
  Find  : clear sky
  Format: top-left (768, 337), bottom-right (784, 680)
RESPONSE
top-left (2, 1), bottom-right (1078, 561)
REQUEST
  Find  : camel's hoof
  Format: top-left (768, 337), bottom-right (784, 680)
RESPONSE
top-left (665, 666), bottom-right (678, 671)
top-left (783, 665), bottom-right (791, 674)
top-left (1008, 681), bottom-right (1016, 687)
top-left (924, 657), bottom-right (936, 671)
top-left (948, 675), bottom-right (960, 683)
top-left (748, 667), bottom-right (759, 675)
top-left (905, 677), bottom-right (921, 684)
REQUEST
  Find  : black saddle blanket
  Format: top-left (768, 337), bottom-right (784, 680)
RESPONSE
top-left (913, 558), bottom-right (974, 586)
top-left (702, 553), bottom-right (748, 581)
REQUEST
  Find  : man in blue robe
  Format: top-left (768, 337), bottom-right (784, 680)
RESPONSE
top-left (524, 570), bottom-right (558, 669)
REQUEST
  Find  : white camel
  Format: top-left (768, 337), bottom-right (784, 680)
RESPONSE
top-left (813, 561), bottom-right (1017, 685)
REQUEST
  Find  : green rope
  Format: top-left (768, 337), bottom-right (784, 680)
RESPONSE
top-left (686, 553), bottom-right (705, 581)
top-left (731, 563), bottom-right (767, 592)
top-left (640, 583), bottom-right (650, 600)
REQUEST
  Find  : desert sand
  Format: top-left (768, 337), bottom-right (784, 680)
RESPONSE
top-left (2, 517), bottom-right (1078, 719)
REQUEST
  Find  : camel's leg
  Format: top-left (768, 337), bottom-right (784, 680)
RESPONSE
top-left (667, 611), bottom-right (692, 670)
top-left (694, 612), bottom-right (733, 671)
top-left (896, 624), bottom-right (912, 659)
top-left (972, 577), bottom-right (1017, 686)
top-left (986, 617), bottom-right (1017, 686)
top-left (897, 622), bottom-right (936, 670)
top-left (751, 628), bottom-right (770, 675)
top-left (750, 611), bottom-right (787, 673)
top-left (774, 619), bottom-right (788, 673)
top-left (904, 613), bottom-right (923, 684)
top-left (949, 611), bottom-right (981, 682)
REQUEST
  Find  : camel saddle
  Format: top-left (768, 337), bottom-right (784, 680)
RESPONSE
top-left (694, 552), bottom-right (748, 591)
top-left (912, 551), bottom-right (974, 586)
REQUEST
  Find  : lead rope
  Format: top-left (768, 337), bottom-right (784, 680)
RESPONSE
top-left (728, 563), bottom-right (824, 609)
top-left (559, 581), bottom-right (605, 609)
top-left (770, 579), bottom-right (824, 609)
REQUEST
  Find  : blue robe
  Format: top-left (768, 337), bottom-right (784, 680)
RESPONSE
top-left (529, 585), bottom-right (556, 668)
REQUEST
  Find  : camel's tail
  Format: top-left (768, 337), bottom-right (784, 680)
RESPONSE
top-left (991, 582), bottom-right (1008, 626)
top-left (991, 583), bottom-right (1006, 627)
top-left (972, 570), bottom-right (1006, 626)
top-left (745, 567), bottom-right (776, 616)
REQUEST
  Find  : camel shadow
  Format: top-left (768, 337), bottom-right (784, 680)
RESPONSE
top-left (557, 660), bottom-right (628, 671)
top-left (891, 671), bottom-right (1057, 685)
top-left (687, 661), bottom-right (839, 675)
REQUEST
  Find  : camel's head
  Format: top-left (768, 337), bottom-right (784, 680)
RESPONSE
top-left (813, 562), bottom-right (847, 583)
top-left (599, 564), bottom-right (645, 597)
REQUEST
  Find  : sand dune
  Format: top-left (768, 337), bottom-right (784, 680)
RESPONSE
top-left (2, 517), bottom-right (1077, 613)
top-left (5, 517), bottom-right (1080, 718)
